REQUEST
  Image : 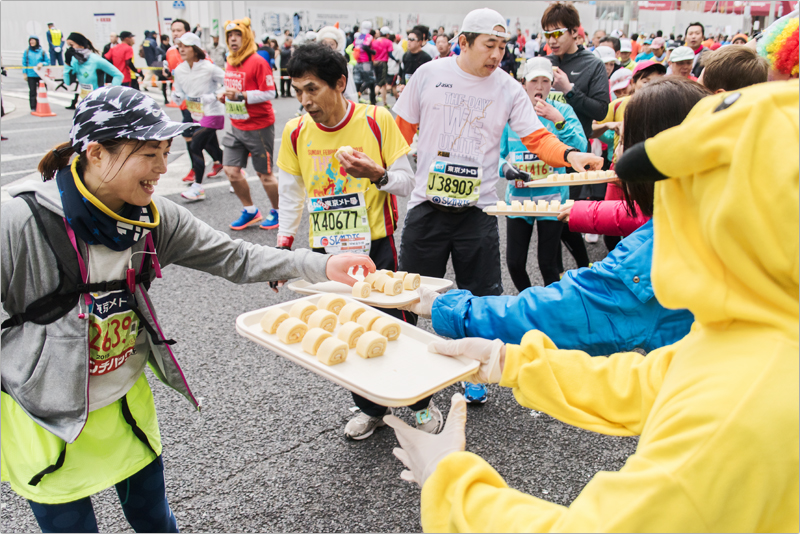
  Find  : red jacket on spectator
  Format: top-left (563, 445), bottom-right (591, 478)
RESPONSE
top-left (568, 183), bottom-right (650, 236)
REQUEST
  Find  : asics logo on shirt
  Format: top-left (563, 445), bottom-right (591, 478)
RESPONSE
top-left (436, 82), bottom-right (453, 88)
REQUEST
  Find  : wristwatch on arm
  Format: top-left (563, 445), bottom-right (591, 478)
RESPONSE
top-left (564, 147), bottom-right (580, 165)
top-left (555, 120), bottom-right (566, 130)
top-left (374, 169), bottom-right (389, 189)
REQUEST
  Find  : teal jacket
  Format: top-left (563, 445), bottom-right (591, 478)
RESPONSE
top-left (500, 98), bottom-right (587, 222)
top-left (22, 46), bottom-right (49, 77)
top-left (64, 53), bottom-right (123, 89)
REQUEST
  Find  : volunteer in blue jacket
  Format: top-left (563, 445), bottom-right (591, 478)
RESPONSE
top-left (403, 77), bottom-right (706, 357)
top-left (64, 33), bottom-right (123, 102)
top-left (22, 36), bottom-right (49, 111)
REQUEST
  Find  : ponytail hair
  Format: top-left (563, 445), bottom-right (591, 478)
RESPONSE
top-left (39, 142), bottom-right (80, 181)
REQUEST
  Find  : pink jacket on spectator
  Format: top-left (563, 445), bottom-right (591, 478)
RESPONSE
top-left (568, 183), bottom-right (651, 237)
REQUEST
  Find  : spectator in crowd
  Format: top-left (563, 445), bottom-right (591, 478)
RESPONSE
top-left (141, 30), bottom-right (164, 95)
top-left (594, 44), bottom-right (619, 78)
top-left (618, 38), bottom-right (636, 70)
top-left (104, 31), bottom-right (141, 89)
top-left (698, 44), bottom-right (769, 93)
top-left (525, 32), bottom-right (540, 58)
top-left (401, 28), bottom-right (432, 85)
top-left (543, 2), bottom-right (610, 140)
top-left (630, 32), bottom-right (641, 57)
top-left (591, 29), bottom-right (606, 50)
top-left (160, 33), bottom-right (170, 55)
top-left (317, 25), bottom-right (359, 101)
top-left (208, 33), bottom-right (227, 68)
top-left (732, 33), bottom-right (749, 45)
top-left (684, 21), bottom-right (708, 77)
top-left (280, 36), bottom-right (293, 97)
top-left (257, 36), bottom-right (276, 69)
top-left (668, 46), bottom-right (697, 80)
top-left (46, 22), bottom-right (64, 66)
top-left (435, 33), bottom-right (455, 59)
top-left (101, 33), bottom-right (119, 85)
top-left (372, 27), bottom-right (395, 107)
top-left (646, 37), bottom-right (667, 63)
top-left (575, 26), bottom-right (586, 47)
top-left (413, 25), bottom-right (438, 58)
top-left (22, 36), bottom-right (48, 111)
top-left (608, 67), bottom-right (632, 98)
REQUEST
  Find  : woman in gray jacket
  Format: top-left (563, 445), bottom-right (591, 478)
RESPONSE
top-left (0, 86), bottom-right (373, 533)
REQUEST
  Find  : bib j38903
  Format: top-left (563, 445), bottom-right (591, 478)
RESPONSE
top-left (426, 160), bottom-right (481, 208)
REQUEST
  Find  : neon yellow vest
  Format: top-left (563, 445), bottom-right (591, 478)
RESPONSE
top-left (50, 29), bottom-right (62, 46)
top-left (1, 373), bottom-right (161, 504)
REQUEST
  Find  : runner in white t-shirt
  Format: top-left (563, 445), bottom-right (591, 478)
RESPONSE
top-left (392, 8), bottom-right (602, 304)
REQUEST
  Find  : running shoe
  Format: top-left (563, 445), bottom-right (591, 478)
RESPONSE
top-left (462, 382), bottom-right (488, 404)
top-left (414, 402), bottom-right (444, 434)
top-left (344, 408), bottom-right (390, 440)
top-left (230, 209), bottom-right (263, 230)
top-left (181, 169), bottom-right (196, 183)
top-left (207, 163), bottom-right (224, 178)
top-left (260, 209), bottom-right (279, 230)
top-left (181, 184), bottom-right (205, 202)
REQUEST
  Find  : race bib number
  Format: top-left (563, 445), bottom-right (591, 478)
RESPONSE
top-left (186, 96), bottom-right (204, 120)
top-left (79, 83), bottom-right (93, 101)
top-left (224, 71), bottom-right (249, 119)
top-left (309, 193), bottom-right (371, 254)
top-left (225, 99), bottom-right (249, 120)
top-left (507, 151), bottom-right (552, 187)
top-left (88, 290), bottom-right (140, 376)
top-left (426, 161), bottom-right (481, 208)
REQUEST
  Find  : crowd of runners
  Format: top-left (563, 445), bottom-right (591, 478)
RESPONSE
top-left (2, 1), bottom-right (799, 532)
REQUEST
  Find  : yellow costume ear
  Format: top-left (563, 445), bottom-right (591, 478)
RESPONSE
top-left (242, 17), bottom-right (251, 28)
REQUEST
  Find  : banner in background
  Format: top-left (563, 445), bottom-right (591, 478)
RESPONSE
top-left (94, 13), bottom-right (116, 47)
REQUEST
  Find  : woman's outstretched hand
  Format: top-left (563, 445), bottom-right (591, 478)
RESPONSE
top-left (326, 254), bottom-right (376, 286)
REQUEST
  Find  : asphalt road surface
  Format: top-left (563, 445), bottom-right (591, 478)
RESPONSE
top-left (1, 72), bottom-right (636, 532)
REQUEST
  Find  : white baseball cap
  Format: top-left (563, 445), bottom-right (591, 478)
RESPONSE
top-left (176, 32), bottom-right (201, 48)
top-left (619, 38), bottom-right (632, 52)
top-left (522, 57), bottom-right (554, 82)
top-left (610, 29), bottom-right (624, 38)
top-left (609, 68), bottom-right (633, 92)
top-left (380, 26), bottom-right (391, 35)
top-left (451, 8), bottom-right (511, 44)
top-left (669, 46), bottom-right (695, 62)
top-left (360, 20), bottom-right (373, 32)
top-left (594, 45), bottom-right (618, 63)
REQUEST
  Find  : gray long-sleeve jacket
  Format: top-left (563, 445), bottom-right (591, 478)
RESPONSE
top-left (1, 179), bottom-right (329, 443)
top-left (547, 46), bottom-right (610, 139)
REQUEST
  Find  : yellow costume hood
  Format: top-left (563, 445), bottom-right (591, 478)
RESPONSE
top-left (635, 80), bottom-right (799, 336)
top-left (224, 17), bottom-right (258, 67)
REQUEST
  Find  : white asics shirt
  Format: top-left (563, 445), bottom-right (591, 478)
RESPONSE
top-left (393, 56), bottom-right (544, 209)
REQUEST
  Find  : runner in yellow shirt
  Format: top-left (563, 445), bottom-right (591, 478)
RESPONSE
top-left (276, 43), bottom-right (446, 440)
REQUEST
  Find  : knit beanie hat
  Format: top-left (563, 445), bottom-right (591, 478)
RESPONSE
top-left (225, 17), bottom-right (258, 67)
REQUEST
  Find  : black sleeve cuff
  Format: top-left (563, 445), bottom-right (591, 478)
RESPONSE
top-left (615, 141), bottom-right (668, 182)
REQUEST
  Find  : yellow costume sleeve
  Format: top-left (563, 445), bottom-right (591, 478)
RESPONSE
top-left (596, 101), bottom-right (615, 124)
top-left (276, 117), bottom-right (303, 176)
top-left (500, 330), bottom-right (677, 436)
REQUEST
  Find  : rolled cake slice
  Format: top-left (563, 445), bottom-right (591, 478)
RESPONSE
top-left (549, 199), bottom-right (561, 211)
top-left (260, 308), bottom-right (289, 334)
top-left (334, 145), bottom-right (354, 162)
top-left (352, 281), bottom-right (372, 298)
top-left (403, 273), bottom-right (421, 290)
top-left (277, 317), bottom-right (308, 344)
top-left (510, 200), bottom-right (523, 211)
top-left (364, 272), bottom-right (382, 288)
top-left (374, 274), bottom-right (395, 292)
top-left (289, 301), bottom-right (317, 323)
top-left (382, 278), bottom-right (404, 296)
top-left (308, 309), bottom-right (337, 332)
top-left (337, 321), bottom-right (365, 348)
top-left (357, 310), bottom-right (382, 330)
top-left (302, 327), bottom-right (332, 356)
top-left (393, 271), bottom-right (408, 280)
top-left (496, 200), bottom-right (507, 210)
top-left (316, 294), bottom-right (346, 315)
top-left (316, 337), bottom-right (349, 366)
top-left (371, 317), bottom-right (401, 341)
top-left (338, 303), bottom-right (366, 324)
top-left (356, 331), bottom-right (388, 358)
top-left (536, 199), bottom-right (548, 211)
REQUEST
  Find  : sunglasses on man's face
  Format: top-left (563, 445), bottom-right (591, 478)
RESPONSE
top-left (407, 38), bottom-right (419, 42)
top-left (543, 28), bottom-right (569, 39)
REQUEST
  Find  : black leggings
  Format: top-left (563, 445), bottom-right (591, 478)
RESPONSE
top-left (27, 76), bottom-right (41, 110)
top-left (188, 127), bottom-right (223, 184)
top-left (506, 217), bottom-right (564, 290)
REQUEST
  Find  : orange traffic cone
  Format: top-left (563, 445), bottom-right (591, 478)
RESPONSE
top-left (165, 80), bottom-right (180, 108)
top-left (31, 81), bottom-right (57, 117)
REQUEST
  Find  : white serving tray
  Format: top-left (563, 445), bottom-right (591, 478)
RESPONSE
top-left (483, 207), bottom-right (562, 217)
top-left (235, 295), bottom-right (480, 406)
top-left (520, 175), bottom-right (617, 188)
top-left (286, 275), bottom-right (452, 309)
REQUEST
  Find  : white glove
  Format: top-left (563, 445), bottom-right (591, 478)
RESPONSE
top-left (398, 286), bottom-right (440, 319)
top-left (201, 93), bottom-right (218, 105)
top-left (428, 337), bottom-right (506, 384)
top-left (384, 393), bottom-right (467, 486)
top-left (54, 47), bottom-right (61, 53)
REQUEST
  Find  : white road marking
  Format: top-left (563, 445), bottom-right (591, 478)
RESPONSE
top-left (0, 152), bottom-right (48, 162)
top-left (1, 167), bottom-right (38, 177)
